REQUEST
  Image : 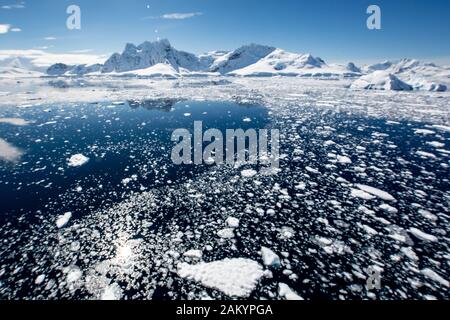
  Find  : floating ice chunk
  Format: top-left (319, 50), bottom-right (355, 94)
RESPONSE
top-left (305, 166), bottom-right (319, 174)
top-left (401, 247), bottom-right (418, 261)
top-left (414, 129), bottom-right (435, 135)
top-left (350, 188), bottom-right (375, 200)
top-left (416, 151), bottom-right (436, 159)
top-left (0, 138), bottom-right (23, 162)
top-left (66, 266), bottom-right (82, 283)
top-left (356, 184), bottom-right (396, 201)
top-left (183, 249), bottom-right (203, 259)
top-left (431, 125), bottom-right (450, 133)
top-left (241, 169), bottom-right (257, 178)
top-left (35, 274), bottom-right (46, 285)
top-left (0, 118), bottom-right (31, 126)
top-left (217, 228), bottom-right (235, 239)
top-left (421, 268), bottom-right (449, 287)
top-left (68, 154), bottom-right (89, 167)
top-left (418, 209), bottom-right (437, 222)
top-left (101, 283), bottom-right (122, 300)
top-left (279, 226), bottom-right (295, 239)
top-left (184, 113), bottom-right (191, 117)
top-left (379, 204), bottom-right (398, 214)
top-left (260, 247), bottom-right (280, 268)
top-left (278, 283), bottom-right (303, 300)
top-left (337, 155), bottom-right (352, 164)
top-left (226, 217), bottom-right (240, 228)
top-left (243, 117), bottom-right (252, 122)
top-left (177, 258), bottom-right (264, 298)
top-left (56, 212), bottom-right (72, 228)
top-left (409, 227), bottom-right (437, 242)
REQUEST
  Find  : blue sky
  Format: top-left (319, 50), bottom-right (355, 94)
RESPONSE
top-left (0, 0), bottom-right (449, 64)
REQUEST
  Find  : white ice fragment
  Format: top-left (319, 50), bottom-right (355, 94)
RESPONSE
top-left (421, 268), bottom-right (449, 287)
top-left (217, 228), bottom-right (235, 239)
top-left (409, 228), bottom-right (437, 242)
top-left (241, 169), bottom-right (257, 178)
top-left (183, 249), bottom-right (203, 259)
top-left (226, 217), bottom-right (240, 228)
top-left (177, 258), bottom-right (264, 298)
top-left (101, 283), bottom-right (122, 300)
top-left (337, 155), bottom-right (352, 164)
top-left (56, 212), bottom-right (72, 228)
top-left (350, 188), bottom-right (375, 200)
top-left (35, 274), bottom-right (46, 285)
top-left (278, 283), bottom-right (303, 300)
top-left (379, 203), bottom-right (398, 214)
top-left (68, 154), bottom-right (89, 167)
top-left (356, 184), bottom-right (396, 201)
top-left (260, 246), bottom-right (281, 268)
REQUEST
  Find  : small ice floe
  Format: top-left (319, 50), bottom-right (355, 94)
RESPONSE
top-left (34, 274), bottom-right (46, 285)
top-left (177, 258), bottom-right (264, 298)
top-left (416, 151), bottom-right (436, 159)
top-left (241, 169), bottom-right (257, 178)
top-left (409, 227), bottom-right (437, 242)
top-left (356, 184), bottom-right (396, 201)
top-left (183, 249), bottom-right (203, 260)
top-left (421, 268), bottom-right (449, 287)
top-left (279, 226), bottom-right (295, 239)
top-left (350, 188), bottom-right (375, 200)
top-left (278, 283), bottom-right (303, 300)
top-left (65, 266), bottom-right (82, 283)
top-left (101, 283), bottom-right (122, 300)
top-left (183, 113), bottom-right (191, 117)
top-left (337, 155), bottom-right (352, 164)
top-left (401, 247), bottom-right (419, 261)
top-left (68, 154), bottom-right (89, 167)
top-left (418, 209), bottom-right (438, 222)
top-left (0, 138), bottom-right (23, 162)
top-left (414, 129), bottom-right (435, 135)
top-left (56, 212), bottom-right (72, 228)
top-left (431, 125), bottom-right (450, 132)
top-left (260, 247), bottom-right (281, 268)
top-left (379, 203), bottom-right (398, 214)
top-left (226, 217), bottom-right (240, 228)
top-left (305, 166), bottom-right (319, 174)
top-left (243, 117), bottom-right (252, 122)
top-left (427, 141), bottom-right (445, 148)
top-left (217, 228), bottom-right (235, 239)
top-left (0, 118), bottom-right (31, 126)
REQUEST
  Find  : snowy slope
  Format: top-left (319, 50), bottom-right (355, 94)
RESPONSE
top-left (209, 44), bottom-right (276, 74)
top-left (229, 49), bottom-right (361, 77)
top-left (350, 71), bottom-right (413, 91)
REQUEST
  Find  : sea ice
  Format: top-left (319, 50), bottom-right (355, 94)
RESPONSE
top-left (56, 212), bottom-right (72, 228)
top-left (177, 258), bottom-right (264, 298)
top-left (68, 154), bottom-right (89, 167)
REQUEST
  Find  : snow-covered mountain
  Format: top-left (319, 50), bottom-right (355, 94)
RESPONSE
top-left (39, 39), bottom-right (449, 91)
top-left (229, 49), bottom-right (361, 77)
top-left (101, 39), bottom-right (205, 73)
top-left (351, 71), bottom-right (413, 91)
top-left (360, 59), bottom-right (449, 91)
top-left (209, 44), bottom-right (276, 74)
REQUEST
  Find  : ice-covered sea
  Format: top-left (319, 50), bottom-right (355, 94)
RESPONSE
top-left (0, 77), bottom-right (449, 300)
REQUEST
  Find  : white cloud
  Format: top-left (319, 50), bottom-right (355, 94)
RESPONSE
top-left (10, 27), bottom-right (21, 32)
top-left (44, 36), bottom-right (57, 41)
top-left (0, 49), bottom-right (107, 68)
top-left (143, 12), bottom-right (203, 20)
top-left (1, 2), bottom-right (25, 10)
top-left (71, 49), bottom-right (94, 53)
top-left (0, 24), bottom-right (11, 34)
